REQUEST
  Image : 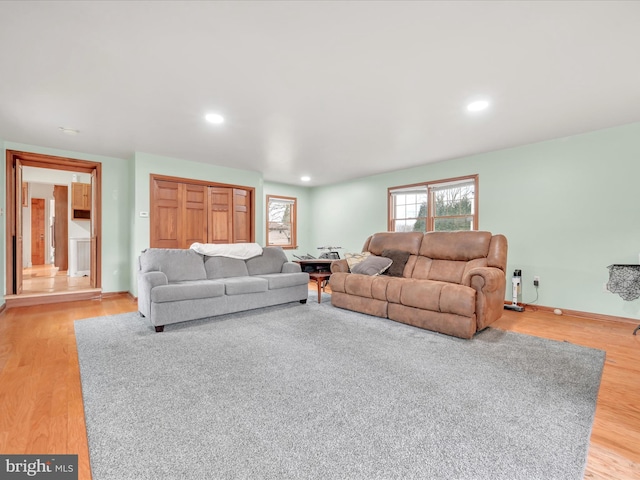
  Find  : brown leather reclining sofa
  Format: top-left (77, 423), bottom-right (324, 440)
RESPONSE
top-left (329, 231), bottom-right (508, 339)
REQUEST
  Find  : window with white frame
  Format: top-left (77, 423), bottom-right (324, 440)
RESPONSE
top-left (266, 195), bottom-right (297, 249)
top-left (388, 175), bottom-right (478, 232)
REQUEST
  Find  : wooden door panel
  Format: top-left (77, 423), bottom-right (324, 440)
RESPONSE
top-left (15, 161), bottom-right (23, 293)
top-left (234, 213), bottom-right (249, 243)
top-left (209, 211), bottom-right (230, 243)
top-left (53, 185), bottom-right (68, 271)
top-left (184, 184), bottom-right (206, 205)
top-left (183, 184), bottom-right (207, 248)
top-left (155, 180), bottom-right (180, 202)
top-left (233, 188), bottom-right (251, 243)
top-left (151, 180), bottom-right (182, 248)
top-left (31, 198), bottom-right (45, 265)
top-left (90, 168), bottom-right (98, 288)
top-left (154, 207), bottom-right (180, 245)
top-left (208, 187), bottom-right (233, 244)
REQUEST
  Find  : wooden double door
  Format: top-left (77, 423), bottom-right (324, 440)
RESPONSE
top-left (150, 175), bottom-right (254, 249)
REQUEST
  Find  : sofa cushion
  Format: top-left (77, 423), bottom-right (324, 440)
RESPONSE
top-left (410, 256), bottom-right (433, 280)
top-left (223, 277), bottom-right (269, 295)
top-left (139, 248), bottom-right (206, 282)
top-left (204, 256), bottom-right (249, 279)
top-left (344, 252), bottom-right (371, 270)
top-left (257, 272), bottom-right (309, 290)
top-left (246, 247), bottom-right (288, 275)
top-left (351, 255), bottom-right (393, 276)
top-left (440, 284), bottom-right (476, 317)
top-left (151, 280), bottom-right (225, 303)
top-left (419, 231), bottom-right (492, 261)
top-left (344, 274), bottom-right (375, 298)
top-left (427, 259), bottom-right (467, 284)
top-left (400, 280), bottom-right (443, 311)
top-left (365, 231), bottom-right (423, 256)
top-left (381, 249), bottom-right (411, 277)
top-left (398, 280), bottom-right (475, 318)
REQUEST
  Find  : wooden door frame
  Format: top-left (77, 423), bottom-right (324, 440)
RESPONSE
top-left (5, 150), bottom-right (102, 294)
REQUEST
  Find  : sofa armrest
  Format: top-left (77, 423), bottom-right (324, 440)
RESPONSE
top-left (137, 271), bottom-right (168, 318)
top-left (331, 259), bottom-right (349, 273)
top-left (282, 261), bottom-right (302, 273)
top-left (463, 267), bottom-right (507, 330)
top-left (462, 267), bottom-right (504, 292)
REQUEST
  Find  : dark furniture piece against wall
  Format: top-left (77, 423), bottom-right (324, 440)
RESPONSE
top-left (606, 264), bottom-right (640, 335)
top-left (294, 259), bottom-right (334, 273)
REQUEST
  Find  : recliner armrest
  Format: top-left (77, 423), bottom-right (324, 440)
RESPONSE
top-left (462, 267), bottom-right (504, 292)
top-left (331, 259), bottom-right (349, 273)
top-left (463, 267), bottom-right (507, 329)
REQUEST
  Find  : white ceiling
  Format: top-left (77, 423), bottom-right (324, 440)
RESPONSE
top-left (1, 1), bottom-right (639, 186)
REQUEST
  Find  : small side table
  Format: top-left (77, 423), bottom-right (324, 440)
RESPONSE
top-left (309, 272), bottom-right (331, 303)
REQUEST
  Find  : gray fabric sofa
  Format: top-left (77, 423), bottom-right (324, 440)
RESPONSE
top-left (137, 246), bottom-right (309, 331)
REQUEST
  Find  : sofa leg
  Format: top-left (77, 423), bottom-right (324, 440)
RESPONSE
top-left (300, 299), bottom-right (307, 304)
top-left (155, 325), bottom-right (165, 333)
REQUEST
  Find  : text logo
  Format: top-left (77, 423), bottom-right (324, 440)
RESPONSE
top-left (0, 455), bottom-right (78, 479)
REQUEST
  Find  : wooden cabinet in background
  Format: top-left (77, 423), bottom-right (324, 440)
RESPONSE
top-left (72, 182), bottom-right (91, 220)
top-left (150, 176), bottom-right (254, 249)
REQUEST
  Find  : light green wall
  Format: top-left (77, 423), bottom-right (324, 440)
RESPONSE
top-left (263, 182), bottom-right (313, 260)
top-left (1, 142), bottom-right (133, 295)
top-left (310, 122), bottom-right (640, 319)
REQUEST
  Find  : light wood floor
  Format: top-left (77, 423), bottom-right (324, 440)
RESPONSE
top-left (22, 264), bottom-right (91, 294)
top-left (0, 289), bottom-right (638, 480)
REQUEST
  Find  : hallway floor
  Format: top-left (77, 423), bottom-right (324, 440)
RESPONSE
top-left (22, 264), bottom-right (91, 294)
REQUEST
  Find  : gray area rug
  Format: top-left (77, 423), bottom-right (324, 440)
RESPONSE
top-left (75, 293), bottom-right (604, 480)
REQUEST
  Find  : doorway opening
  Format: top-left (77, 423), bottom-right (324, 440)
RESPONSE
top-left (22, 173), bottom-right (92, 295)
top-left (5, 150), bottom-right (102, 305)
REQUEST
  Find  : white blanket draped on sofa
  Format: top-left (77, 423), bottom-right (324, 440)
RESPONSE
top-left (190, 242), bottom-right (263, 260)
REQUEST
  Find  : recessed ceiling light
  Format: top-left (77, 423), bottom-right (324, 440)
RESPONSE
top-left (59, 127), bottom-right (79, 135)
top-left (466, 100), bottom-right (490, 112)
top-left (205, 113), bottom-right (225, 124)
top-left (301, 176), bottom-right (311, 182)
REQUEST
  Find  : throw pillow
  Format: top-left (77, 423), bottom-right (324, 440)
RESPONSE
top-left (381, 249), bottom-right (411, 277)
top-left (345, 252), bottom-right (371, 270)
top-left (351, 255), bottom-right (393, 276)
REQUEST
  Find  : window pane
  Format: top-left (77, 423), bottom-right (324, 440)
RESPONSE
top-left (434, 216), bottom-right (473, 231)
top-left (390, 179), bottom-right (474, 233)
top-left (406, 204), bottom-right (418, 218)
top-left (394, 219), bottom-right (418, 232)
top-left (433, 184), bottom-right (474, 217)
top-left (267, 196), bottom-right (296, 248)
top-left (268, 224), bottom-right (292, 245)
